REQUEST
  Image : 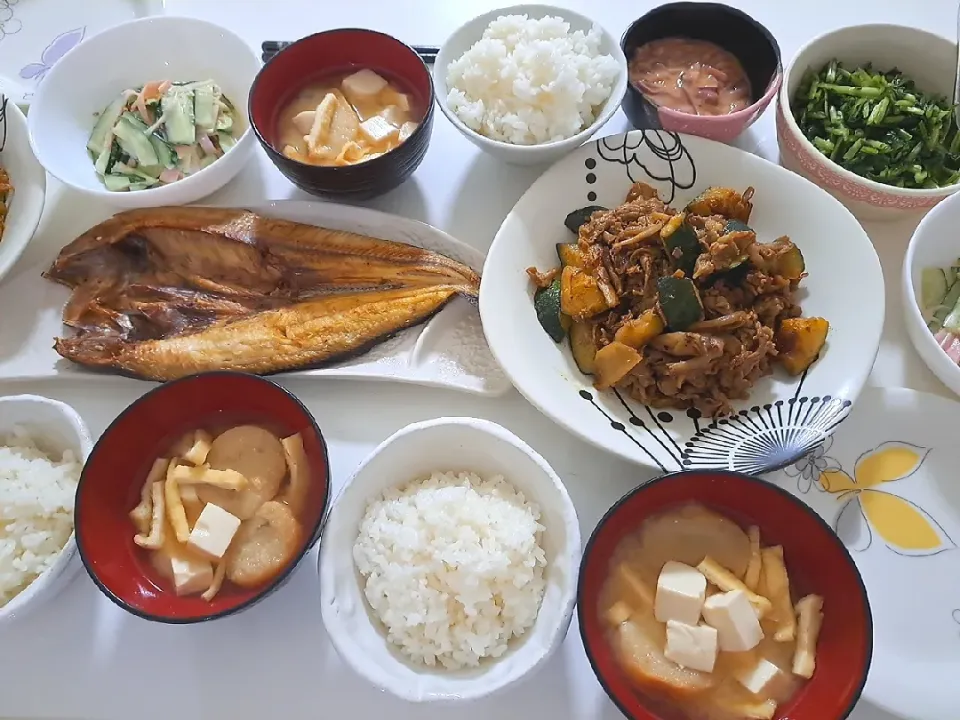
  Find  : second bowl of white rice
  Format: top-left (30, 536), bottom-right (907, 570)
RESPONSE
top-left (318, 416), bottom-right (580, 703)
top-left (434, 5), bottom-right (628, 166)
top-left (0, 394), bottom-right (91, 624)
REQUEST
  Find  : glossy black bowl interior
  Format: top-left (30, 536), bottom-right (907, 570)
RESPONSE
top-left (248, 28), bottom-right (435, 201)
top-left (620, 2), bottom-right (782, 129)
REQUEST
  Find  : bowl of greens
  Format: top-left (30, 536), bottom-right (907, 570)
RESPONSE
top-left (776, 24), bottom-right (960, 219)
top-left (27, 16), bottom-right (258, 208)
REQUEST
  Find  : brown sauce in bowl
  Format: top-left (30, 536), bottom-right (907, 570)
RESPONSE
top-left (629, 38), bottom-right (752, 116)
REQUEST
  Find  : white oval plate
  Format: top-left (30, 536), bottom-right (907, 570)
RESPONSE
top-left (767, 387), bottom-right (960, 720)
top-left (0, 200), bottom-right (509, 396)
top-left (0, 95), bottom-right (45, 285)
top-left (481, 130), bottom-right (884, 473)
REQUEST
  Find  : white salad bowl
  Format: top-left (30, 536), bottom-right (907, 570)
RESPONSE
top-left (434, 4), bottom-right (628, 166)
top-left (27, 16), bottom-right (258, 208)
top-left (0, 395), bottom-right (92, 625)
top-left (318, 417), bottom-right (581, 703)
top-left (0, 98), bottom-right (45, 286)
top-left (481, 130), bottom-right (885, 475)
top-left (903, 191), bottom-right (960, 398)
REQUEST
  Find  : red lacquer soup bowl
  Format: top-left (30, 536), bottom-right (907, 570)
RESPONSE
top-left (75, 372), bottom-right (331, 624)
top-left (578, 470), bottom-right (872, 720)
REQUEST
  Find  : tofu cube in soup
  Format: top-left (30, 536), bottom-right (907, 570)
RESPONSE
top-left (664, 620), bottom-right (718, 673)
top-left (702, 589), bottom-right (764, 652)
top-left (188, 503), bottom-right (242, 561)
top-left (655, 560), bottom-right (707, 625)
top-left (170, 554), bottom-right (214, 597)
top-left (341, 68), bottom-right (388, 100)
top-left (737, 657), bottom-right (788, 697)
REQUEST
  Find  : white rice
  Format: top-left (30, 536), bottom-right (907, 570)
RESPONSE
top-left (0, 428), bottom-right (81, 607)
top-left (353, 470), bottom-right (547, 669)
top-left (446, 14), bottom-right (621, 145)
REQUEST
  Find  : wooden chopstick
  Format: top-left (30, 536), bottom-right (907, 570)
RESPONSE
top-left (260, 40), bottom-right (438, 65)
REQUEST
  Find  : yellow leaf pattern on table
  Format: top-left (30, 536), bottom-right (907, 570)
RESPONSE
top-left (815, 441), bottom-right (953, 556)
top-left (859, 489), bottom-right (944, 553)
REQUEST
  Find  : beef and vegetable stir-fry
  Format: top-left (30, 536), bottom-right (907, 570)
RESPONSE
top-left (527, 184), bottom-right (829, 416)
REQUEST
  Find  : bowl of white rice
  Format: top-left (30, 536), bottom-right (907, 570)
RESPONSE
top-left (435, 6), bottom-right (628, 166)
top-left (0, 394), bottom-right (91, 624)
top-left (318, 416), bottom-right (580, 702)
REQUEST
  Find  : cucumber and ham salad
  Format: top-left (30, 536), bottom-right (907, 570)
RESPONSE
top-left (920, 258), bottom-right (960, 363)
top-left (87, 79), bottom-right (239, 192)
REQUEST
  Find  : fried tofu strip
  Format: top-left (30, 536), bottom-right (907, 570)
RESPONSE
top-left (698, 556), bottom-right (772, 618)
top-left (279, 433), bottom-right (309, 516)
top-left (793, 594), bottom-right (824, 678)
top-left (615, 563), bottom-right (655, 609)
top-left (171, 464), bottom-right (248, 490)
top-left (605, 600), bottom-right (634, 627)
top-left (744, 526), bottom-right (762, 591)
top-left (182, 430), bottom-right (213, 466)
top-left (762, 546), bottom-right (796, 641)
top-left (201, 562), bottom-right (227, 602)
top-left (738, 699), bottom-right (777, 720)
top-left (133, 480), bottom-right (166, 550)
top-left (129, 457), bottom-right (168, 534)
top-left (165, 461), bottom-right (192, 544)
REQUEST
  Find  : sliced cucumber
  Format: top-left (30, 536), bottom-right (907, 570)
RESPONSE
top-left (129, 179), bottom-right (159, 191)
top-left (87, 92), bottom-right (129, 155)
top-left (931, 280), bottom-right (960, 332)
top-left (112, 115), bottom-right (160, 169)
top-left (216, 112), bottom-right (234, 133)
top-left (162, 88), bottom-right (196, 145)
top-left (217, 131), bottom-right (236, 152)
top-left (103, 174), bottom-right (131, 192)
top-left (921, 267), bottom-right (948, 309)
top-left (194, 85), bottom-right (220, 132)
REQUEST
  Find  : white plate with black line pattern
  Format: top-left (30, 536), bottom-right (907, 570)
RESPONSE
top-left (480, 130), bottom-right (884, 474)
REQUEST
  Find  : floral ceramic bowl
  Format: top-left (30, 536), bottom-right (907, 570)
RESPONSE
top-left (777, 24), bottom-right (960, 220)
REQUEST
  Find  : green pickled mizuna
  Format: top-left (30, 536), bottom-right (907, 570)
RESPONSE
top-left (791, 60), bottom-right (960, 189)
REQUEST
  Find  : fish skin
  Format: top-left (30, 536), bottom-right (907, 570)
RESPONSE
top-left (46, 208), bottom-right (481, 379)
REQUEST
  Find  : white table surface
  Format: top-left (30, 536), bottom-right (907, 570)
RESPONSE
top-left (0, 1), bottom-right (953, 718)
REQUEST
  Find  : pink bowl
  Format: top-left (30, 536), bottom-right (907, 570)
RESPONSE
top-left (776, 24), bottom-right (960, 219)
top-left (620, 3), bottom-right (782, 143)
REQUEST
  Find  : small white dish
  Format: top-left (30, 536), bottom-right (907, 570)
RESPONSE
top-left (318, 417), bottom-right (581, 703)
top-left (481, 129), bottom-right (884, 474)
top-left (433, 4), bottom-right (627, 167)
top-left (27, 15), bottom-right (258, 208)
top-left (777, 24), bottom-right (959, 220)
top-left (770, 387), bottom-right (960, 720)
top-left (0, 394), bottom-right (92, 624)
top-left (0, 96), bottom-right (45, 286)
top-left (903, 190), bottom-right (960, 397)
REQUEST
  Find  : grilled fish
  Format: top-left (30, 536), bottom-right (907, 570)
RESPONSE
top-left (46, 207), bottom-right (480, 380)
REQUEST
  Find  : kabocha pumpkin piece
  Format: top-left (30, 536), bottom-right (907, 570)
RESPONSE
top-left (594, 341), bottom-right (643, 390)
top-left (534, 278), bottom-right (569, 342)
top-left (615, 310), bottom-right (665, 349)
top-left (661, 213), bottom-right (701, 276)
top-left (556, 242), bottom-right (587, 268)
top-left (776, 317), bottom-right (829, 375)
top-left (685, 186), bottom-right (754, 222)
top-left (569, 320), bottom-right (597, 375)
top-left (560, 265), bottom-right (610, 320)
top-left (563, 205), bottom-right (607, 234)
top-left (656, 276), bottom-right (704, 331)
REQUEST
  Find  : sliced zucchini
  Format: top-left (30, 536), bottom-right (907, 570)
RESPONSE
top-left (614, 309), bottom-right (665, 349)
top-left (656, 275), bottom-right (704, 331)
top-left (686, 187), bottom-right (752, 222)
top-left (773, 244), bottom-right (805, 280)
top-left (556, 243), bottom-right (586, 268)
top-left (776, 317), bottom-right (829, 375)
top-left (534, 278), bottom-right (570, 343)
top-left (569, 320), bottom-right (597, 375)
top-left (560, 266), bottom-right (609, 320)
top-left (564, 205), bottom-right (607, 234)
top-left (594, 342), bottom-right (643, 390)
top-left (660, 213), bottom-right (700, 276)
